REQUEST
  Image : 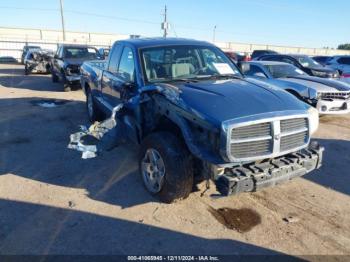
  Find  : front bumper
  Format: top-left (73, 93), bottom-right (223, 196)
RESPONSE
top-left (316, 99), bottom-right (350, 114)
top-left (215, 142), bottom-right (324, 196)
top-left (66, 75), bottom-right (81, 82)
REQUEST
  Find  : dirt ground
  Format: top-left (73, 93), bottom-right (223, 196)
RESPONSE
top-left (0, 63), bottom-right (350, 258)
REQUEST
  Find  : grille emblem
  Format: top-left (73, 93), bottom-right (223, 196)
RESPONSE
top-left (274, 134), bottom-right (280, 140)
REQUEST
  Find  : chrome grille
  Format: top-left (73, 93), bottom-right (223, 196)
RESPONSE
top-left (280, 131), bottom-right (308, 151)
top-left (320, 92), bottom-right (350, 100)
top-left (231, 122), bottom-right (271, 139)
top-left (231, 140), bottom-right (272, 158)
top-left (280, 118), bottom-right (307, 133)
top-left (228, 116), bottom-right (309, 162)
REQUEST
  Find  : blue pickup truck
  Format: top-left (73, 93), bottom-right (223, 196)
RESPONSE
top-left (80, 37), bottom-right (324, 203)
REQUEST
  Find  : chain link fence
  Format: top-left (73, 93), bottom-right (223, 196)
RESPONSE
top-left (1, 27), bottom-right (349, 62)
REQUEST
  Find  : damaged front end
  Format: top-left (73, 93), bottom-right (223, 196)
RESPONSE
top-left (215, 142), bottom-right (324, 195)
top-left (24, 50), bottom-right (53, 74)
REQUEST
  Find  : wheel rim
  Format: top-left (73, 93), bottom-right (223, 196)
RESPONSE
top-left (87, 93), bottom-right (93, 118)
top-left (141, 148), bottom-right (166, 193)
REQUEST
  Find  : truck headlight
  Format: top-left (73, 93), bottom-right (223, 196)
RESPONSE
top-left (308, 89), bottom-right (318, 100)
top-left (311, 70), bottom-right (326, 77)
top-left (308, 107), bottom-right (319, 135)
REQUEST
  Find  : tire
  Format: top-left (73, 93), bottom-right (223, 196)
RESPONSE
top-left (139, 132), bottom-right (194, 203)
top-left (61, 72), bottom-right (71, 92)
top-left (51, 70), bottom-right (59, 83)
top-left (24, 64), bottom-right (29, 75)
top-left (64, 84), bottom-right (71, 92)
top-left (86, 88), bottom-right (104, 122)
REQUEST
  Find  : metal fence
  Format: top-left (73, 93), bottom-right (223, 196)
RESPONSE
top-left (0, 39), bottom-right (112, 62)
top-left (1, 26), bottom-right (350, 61)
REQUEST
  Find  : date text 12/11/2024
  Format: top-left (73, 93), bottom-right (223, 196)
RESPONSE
top-left (127, 256), bottom-right (219, 261)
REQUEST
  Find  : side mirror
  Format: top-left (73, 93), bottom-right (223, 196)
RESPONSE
top-left (122, 81), bottom-right (136, 89)
top-left (54, 54), bottom-right (59, 59)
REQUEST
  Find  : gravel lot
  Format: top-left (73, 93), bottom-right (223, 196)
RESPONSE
top-left (0, 63), bottom-right (350, 258)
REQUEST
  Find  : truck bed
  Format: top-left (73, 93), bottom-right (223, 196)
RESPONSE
top-left (80, 60), bottom-right (107, 94)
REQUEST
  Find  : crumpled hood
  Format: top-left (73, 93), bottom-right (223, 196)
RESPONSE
top-left (158, 78), bottom-right (309, 126)
top-left (308, 65), bottom-right (336, 73)
top-left (281, 76), bottom-right (350, 92)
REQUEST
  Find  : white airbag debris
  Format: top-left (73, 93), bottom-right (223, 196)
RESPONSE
top-left (67, 104), bottom-right (124, 159)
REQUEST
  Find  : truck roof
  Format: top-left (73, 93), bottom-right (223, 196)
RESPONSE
top-left (117, 37), bottom-right (213, 48)
top-left (246, 61), bottom-right (288, 66)
top-left (58, 44), bottom-right (95, 48)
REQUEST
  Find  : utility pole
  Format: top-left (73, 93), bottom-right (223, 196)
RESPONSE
top-left (59, 0), bottom-right (66, 41)
top-left (213, 25), bottom-right (217, 43)
top-left (161, 5), bottom-right (169, 38)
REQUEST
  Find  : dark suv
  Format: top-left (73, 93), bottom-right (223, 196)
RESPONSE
top-left (257, 54), bottom-right (339, 78)
top-left (51, 44), bottom-right (101, 91)
top-left (251, 50), bottom-right (278, 60)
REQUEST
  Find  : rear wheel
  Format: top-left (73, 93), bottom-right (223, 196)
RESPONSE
top-left (86, 88), bottom-right (104, 122)
top-left (139, 132), bottom-right (194, 203)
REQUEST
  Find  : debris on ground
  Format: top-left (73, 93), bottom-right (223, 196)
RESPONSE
top-left (208, 207), bottom-right (261, 233)
top-left (283, 214), bottom-right (300, 223)
top-left (31, 99), bottom-right (68, 108)
top-left (68, 104), bottom-right (124, 159)
top-left (68, 201), bottom-right (76, 208)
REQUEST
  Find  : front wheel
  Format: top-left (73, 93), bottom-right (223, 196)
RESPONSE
top-left (51, 70), bottom-right (59, 83)
top-left (24, 64), bottom-right (29, 75)
top-left (139, 132), bottom-right (193, 203)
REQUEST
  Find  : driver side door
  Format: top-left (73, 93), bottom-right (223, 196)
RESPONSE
top-left (102, 45), bottom-right (136, 108)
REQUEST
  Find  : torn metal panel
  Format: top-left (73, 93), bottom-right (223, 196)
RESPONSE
top-left (24, 50), bottom-right (53, 74)
top-left (67, 104), bottom-right (124, 159)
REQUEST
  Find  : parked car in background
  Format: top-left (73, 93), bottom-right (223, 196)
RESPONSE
top-left (325, 55), bottom-right (350, 77)
top-left (241, 61), bottom-right (350, 114)
top-left (0, 56), bottom-right (18, 63)
top-left (256, 54), bottom-right (339, 78)
top-left (51, 44), bottom-right (102, 91)
top-left (21, 45), bottom-right (41, 64)
top-left (24, 49), bottom-right (53, 75)
top-left (224, 51), bottom-right (250, 63)
top-left (80, 37), bottom-right (323, 203)
top-left (313, 56), bottom-right (331, 66)
top-left (251, 49), bottom-right (278, 60)
top-left (98, 47), bottom-right (111, 60)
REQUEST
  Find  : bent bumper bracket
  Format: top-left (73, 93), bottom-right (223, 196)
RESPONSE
top-left (215, 142), bottom-right (324, 196)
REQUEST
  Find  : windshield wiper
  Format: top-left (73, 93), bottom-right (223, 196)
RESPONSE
top-left (161, 78), bottom-right (199, 83)
top-left (208, 74), bottom-right (243, 80)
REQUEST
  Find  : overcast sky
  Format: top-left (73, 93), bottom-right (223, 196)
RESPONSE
top-left (0, 0), bottom-right (348, 48)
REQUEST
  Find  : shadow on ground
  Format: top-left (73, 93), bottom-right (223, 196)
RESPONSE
top-left (0, 199), bottom-right (299, 256)
top-left (0, 65), bottom-right (71, 92)
top-left (0, 97), bottom-right (154, 209)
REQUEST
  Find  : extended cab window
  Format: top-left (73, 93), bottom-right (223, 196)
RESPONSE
top-left (117, 47), bottom-right (135, 82)
top-left (108, 44), bottom-right (123, 73)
